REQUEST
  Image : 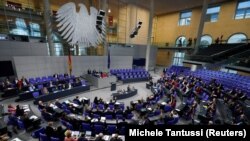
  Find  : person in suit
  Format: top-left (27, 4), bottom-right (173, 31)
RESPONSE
top-left (110, 134), bottom-right (122, 141)
top-left (29, 84), bottom-right (36, 92)
top-left (21, 76), bottom-right (28, 86)
top-left (45, 122), bottom-right (55, 139)
top-left (20, 112), bottom-right (32, 129)
top-left (15, 105), bottom-right (24, 117)
top-left (73, 96), bottom-right (81, 105)
top-left (118, 118), bottom-right (127, 128)
top-left (127, 85), bottom-right (131, 92)
top-left (95, 133), bottom-right (105, 141)
top-left (55, 99), bottom-right (63, 109)
top-left (55, 126), bottom-right (66, 141)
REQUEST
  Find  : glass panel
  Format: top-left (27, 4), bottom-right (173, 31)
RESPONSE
top-left (181, 11), bottom-right (192, 18)
top-left (228, 34), bottom-right (247, 43)
top-left (179, 19), bottom-right (186, 25)
top-left (235, 10), bottom-right (245, 19)
top-left (54, 43), bottom-right (63, 56)
top-left (238, 1), bottom-right (250, 9)
top-left (186, 18), bottom-right (191, 25)
top-left (245, 9), bottom-right (250, 18)
top-left (201, 35), bottom-right (213, 46)
top-left (207, 6), bottom-right (220, 14)
top-left (210, 14), bottom-right (218, 22)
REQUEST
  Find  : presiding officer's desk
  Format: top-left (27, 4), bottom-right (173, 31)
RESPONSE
top-left (33, 85), bottom-right (90, 104)
top-left (112, 89), bottom-right (137, 100)
top-left (85, 74), bottom-right (117, 88)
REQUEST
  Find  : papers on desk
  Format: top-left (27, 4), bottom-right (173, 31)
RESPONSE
top-left (49, 104), bottom-right (58, 109)
top-left (29, 115), bottom-right (38, 120)
top-left (24, 109), bottom-right (30, 112)
top-left (65, 100), bottom-right (70, 104)
top-left (22, 105), bottom-right (30, 112)
top-left (161, 102), bottom-right (167, 105)
top-left (115, 102), bottom-right (120, 105)
top-left (102, 135), bottom-right (110, 141)
top-left (11, 138), bottom-right (22, 141)
top-left (100, 117), bottom-right (106, 122)
top-left (71, 131), bottom-right (80, 137)
top-left (72, 103), bottom-right (78, 107)
top-left (91, 118), bottom-right (98, 122)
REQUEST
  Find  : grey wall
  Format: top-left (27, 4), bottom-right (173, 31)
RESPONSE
top-left (0, 41), bottom-right (48, 56)
top-left (0, 41), bottom-right (48, 79)
top-left (110, 44), bottom-right (157, 68)
top-left (13, 56), bottom-right (132, 78)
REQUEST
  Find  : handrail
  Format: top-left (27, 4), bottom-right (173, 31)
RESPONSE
top-left (211, 43), bottom-right (248, 57)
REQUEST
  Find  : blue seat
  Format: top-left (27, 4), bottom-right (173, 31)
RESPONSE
top-left (164, 105), bottom-right (173, 112)
top-left (94, 125), bottom-right (104, 134)
top-left (82, 123), bottom-right (91, 132)
top-left (31, 127), bottom-right (45, 138)
top-left (93, 114), bottom-right (100, 119)
top-left (39, 133), bottom-right (48, 141)
top-left (119, 126), bottom-right (125, 135)
top-left (32, 92), bottom-right (40, 98)
top-left (107, 125), bottom-right (117, 135)
top-left (17, 120), bottom-right (26, 130)
top-left (51, 137), bottom-right (60, 141)
top-left (105, 115), bottom-right (113, 120)
top-left (116, 114), bottom-right (123, 120)
top-left (127, 114), bottom-right (133, 119)
top-left (66, 122), bottom-right (74, 130)
top-left (167, 118), bottom-right (179, 125)
top-left (37, 85), bottom-right (43, 90)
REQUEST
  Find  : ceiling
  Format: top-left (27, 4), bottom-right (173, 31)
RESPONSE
top-left (49, 0), bottom-right (233, 15)
top-left (119, 0), bottom-right (233, 15)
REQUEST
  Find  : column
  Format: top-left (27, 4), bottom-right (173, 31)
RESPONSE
top-left (194, 0), bottom-right (209, 54)
top-left (101, 0), bottom-right (108, 56)
top-left (145, 0), bottom-right (154, 71)
top-left (43, 0), bottom-right (55, 56)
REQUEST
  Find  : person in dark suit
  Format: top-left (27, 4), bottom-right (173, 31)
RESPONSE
top-left (95, 133), bottom-right (105, 141)
top-left (118, 118), bottom-right (127, 128)
top-left (110, 134), bottom-right (122, 141)
top-left (55, 99), bottom-right (62, 109)
top-left (73, 96), bottom-right (81, 105)
top-left (45, 122), bottom-right (55, 139)
top-left (20, 113), bottom-right (32, 129)
top-left (15, 105), bottom-right (24, 117)
top-left (54, 126), bottom-right (66, 141)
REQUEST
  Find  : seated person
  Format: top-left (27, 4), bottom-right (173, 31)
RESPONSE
top-left (127, 85), bottom-right (131, 92)
top-left (29, 84), bottom-right (36, 91)
top-left (49, 81), bottom-right (54, 87)
top-left (38, 101), bottom-right (46, 110)
top-left (8, 104), bottom-right (16, 114)
top-left (110, 134), bottom-right (122, 141)
top-left (55, 126), bottom-right (66, 141)
top-left (42, 87), bottom-right (49, 94)
top-left (20, 112), bottom-right (33, 129)
top-left (73, 96), bottom-right (81, 105)
top-left (95, 133), bottom-right (105, 141)
top-left (15, 105), bottom-right (24, 117)
top-left (45, 122), bottom-right (55, 139)
top-left (55, 99), bottom-right (63, 108)
top-left (64, 130), bottom-right (77, 141)
top-left (0, 134), bottom-right (9, 141)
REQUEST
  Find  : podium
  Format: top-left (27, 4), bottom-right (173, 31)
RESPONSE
top-left (111, 82), bottom-right (116, 91)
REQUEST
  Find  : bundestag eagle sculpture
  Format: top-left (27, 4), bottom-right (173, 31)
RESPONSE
top-left (56, 2), bottom-right (105, 46)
